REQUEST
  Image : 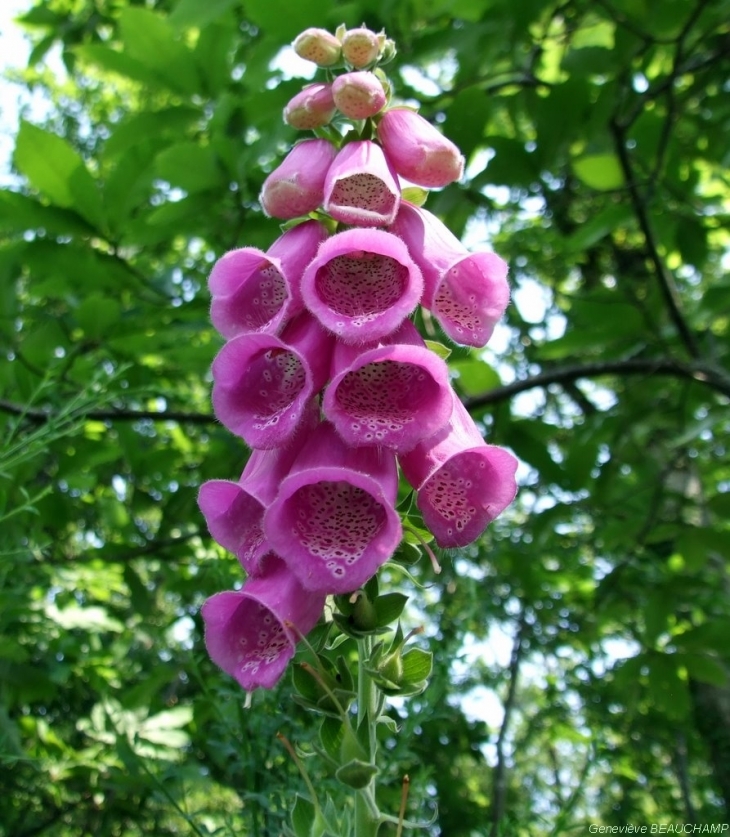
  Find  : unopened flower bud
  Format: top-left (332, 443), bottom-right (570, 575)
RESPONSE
top-left (332, 71), bottom-right (386, 120)
top-left (293, 28), bottom-right (342, 67)
top-left (341, 27), bottom-right (381, 68)
top-left (259, 138), bottom-right (337, 220)
top-left (377, 108), bottom-right (464, 188)
top-left (283, 83), bottom-right (336, 130)
top-left (379, 38), bottom-right (397, 64)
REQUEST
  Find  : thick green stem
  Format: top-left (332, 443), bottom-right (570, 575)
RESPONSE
top-left (355, 635), bottom-right (380, 837)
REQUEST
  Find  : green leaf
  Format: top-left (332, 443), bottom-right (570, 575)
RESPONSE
top-left (319, 716), bottom-right (344, 763)
top-left (401, 648), bottom-right (433, 685)
top-left (0, 190), bottom-right (93, 236)
top-left (572, 153), bottom-right (624, 191)
top-left (677, 527), bottom-right (728, 573)
top-left (563, 203), bottom-right (634, 252)
top-left (104, 107), bottom-right (202, 158)
top-left (119, 8), bottom-right (201, 95)
top-left (74, 45), bottom-right (166, 89)
top-left (647, 654), bottom-right (691, 721)
top-left (291, 795), bottom-right (315, 837)
top-left (169, 0), bottom-right (240, 29)
top-left (155, 143), bottom-right (224, 193)
top-left (14, 121), bottom-right (104, 228)
top-left (243, 0), bottom-right (321, 40)
top-left (676, 653), bottom-right (727, 687)
top-left (75, 295), bottom-right (122, 341)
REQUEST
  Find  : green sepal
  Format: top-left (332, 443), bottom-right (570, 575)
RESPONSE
top-left (423, 338), bottom-right (452, 359)
top-left (402, 186), bottom-right (430, 207)
top-left (333, 577), bottom-right (401, 636)
top-left (335, 759), bottom-right (379, 789)
top-left (392, 541), bottom-right (422, 566)
top-left (374, 592), bottom-right (408, 627)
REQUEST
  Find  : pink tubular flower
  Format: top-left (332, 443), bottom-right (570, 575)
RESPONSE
top-left (208, 220), bottom-right (328, 339)
top-left (323, 140), bottom-right (400, 227)
top-left (293, 28), bottom-right (342, 67)
top-left (263, 421), bottom-right (402, 595)
top-left (391, 202), bottom-right (509, 347)
top-left (198, 479), bottom-right (269, 575)
top-left (283, 83), bottom-right (336, 130)
top-left (377, 108), bottom-right (464, 188)
top-left (301, 228), bottom-right (423, 344)
top-left (202, 555), bottom-right (326, 692)
top-left (323, 319), bottom-right (453, 453)
top-left (211, 313), bottom-right (333, 449)
top-left (197, 412), bottom-right (316, 574)
top-left (260, 139), bottom-right (337, 220)
top-left (332, 72), bottom-right (387, 120)
top-left (399, 397), bottom-right (518, 548)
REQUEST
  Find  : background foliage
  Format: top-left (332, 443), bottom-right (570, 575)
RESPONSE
top-left (1, 0), bottom-right (729, 834)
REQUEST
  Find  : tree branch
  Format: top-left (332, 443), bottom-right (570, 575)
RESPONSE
top-left (0, 399), bottom-right (219, 426)
top-left (2, 357), bottom-right (728, 429)
top-left (610, 117), bottom-right (701, 360)
top-left (464, 356), bottom-right (730, 411)
top-left (490, 611), bottom-right (527, 837)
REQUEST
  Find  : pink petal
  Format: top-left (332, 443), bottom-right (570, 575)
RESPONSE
top-left (259, 139), bottom-right (337, 220)
top-left (301, 228), bottom-right (423, 344)
top-left (197, 415), bottom-right (317, 574)
top-left (283, 83), bottom-right (336, 130)
top-left (264, 422), bottom-right (402, 594)
top-left (202, 555), bottom-right (325, 692)
top-left (377, 109), bottom-right (464, 188)
top-left (391, 202), bottom-right (509, 348)
top-left (324, 140), bottom-right (400, 227)
top-left (399, 397), bottom-right (518, 547)
top-left (212, 313), bottom-right (333, 448)
top-left (209, 221), bottom-right (328, 338)
top-left (332, 72), bottom-right (386, 120)
top-left (323, 320), bottom-right (453, 452)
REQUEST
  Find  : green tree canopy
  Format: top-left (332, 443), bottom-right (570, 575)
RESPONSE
top-left (1, 0), bottom-right (729, 834)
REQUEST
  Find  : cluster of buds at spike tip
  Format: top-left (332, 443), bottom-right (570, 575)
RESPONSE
top-left (199, 24), bottom-right (519, 695)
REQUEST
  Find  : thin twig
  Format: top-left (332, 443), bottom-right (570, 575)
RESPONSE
top-left (490, 611), bottom-right (527, 837)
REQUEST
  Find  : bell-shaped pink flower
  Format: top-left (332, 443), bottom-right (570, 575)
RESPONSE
top-left (202, 555), bottom-right (326, 692)
top-left (323, 140), bottom-right (400, 227)
top-left (260, 139), bottom-right (337, 219)
top-left (400, 397), bottom-right (518, 548)
top-left (264, 421), bottom-right (402, 595)
top-left (283, 83), bottom-right (336, 130)
top-left (212, 313), bottom-right (333, 448)
top-left (293, 28), bottom-right (342, 67)
top-left (198, 479), bottom-right (269, 575)
top-left (391, 202), bottom-right (509, 348)
top-left (377, 108), bottom-right (464, 188)
top-left (323, 319), bottom-right (453, 453)
top-left (197, 410), bottom-right (317, 574)
top-left (332, 71), bottom-right (387, 120)
top-left (301, 228), bottom-right (423, 344)
top-left (341, 27), bottom-right (382, 68)
top-left (209, 220), bottom-right (328, 339)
